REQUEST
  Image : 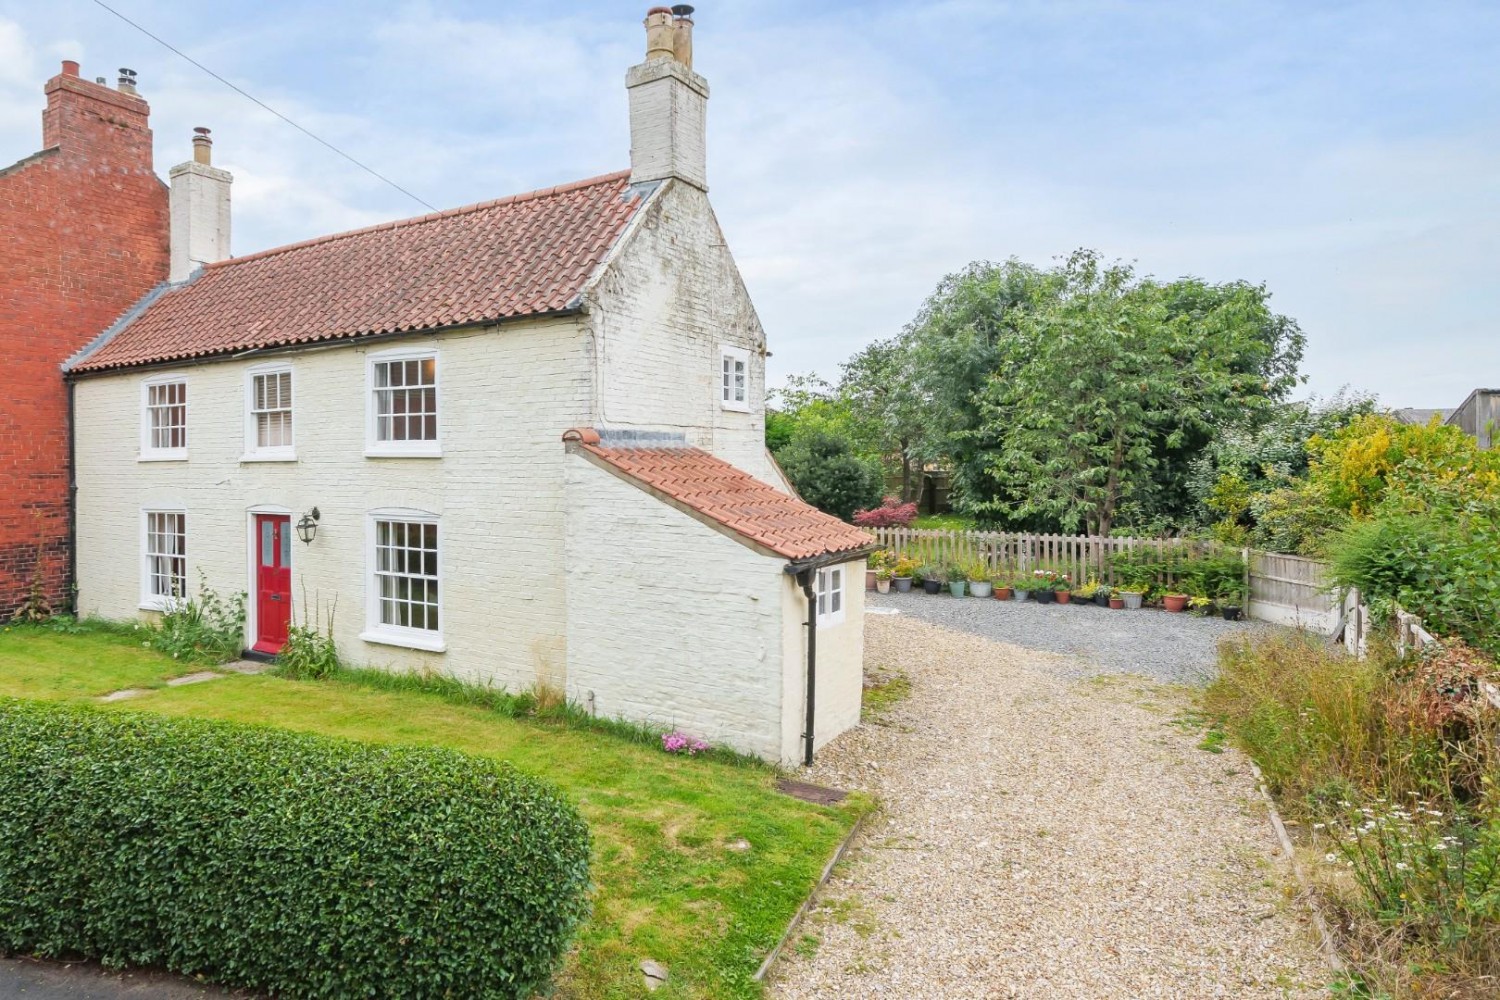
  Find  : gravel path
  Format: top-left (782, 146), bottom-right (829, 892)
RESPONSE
top-left (870, 590), bottom-right (1283, 684)
top-left (769, 615), bottom-right (1328, 999)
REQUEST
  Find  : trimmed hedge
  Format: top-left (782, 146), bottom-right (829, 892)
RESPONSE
top-left (0, 699), bottom-right (591, 998)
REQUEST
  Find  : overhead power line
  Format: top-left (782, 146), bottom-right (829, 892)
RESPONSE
top-left (89, 0), bottom-right (437, 212)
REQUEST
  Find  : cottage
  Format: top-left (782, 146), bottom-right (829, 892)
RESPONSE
top-left (62, 8), bottom-right (871, 764)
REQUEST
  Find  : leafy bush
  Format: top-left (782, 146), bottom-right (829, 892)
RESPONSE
top-left (0, 700), bottom-right (591, 999)
top-left (275, 591), bottom-right (341, 680)
top-left (852, 496), bottom-right (919, 528)
top-left (145, 574), bottom-right (246, 663)
top-left (777, 431), bottom-right (883, 522)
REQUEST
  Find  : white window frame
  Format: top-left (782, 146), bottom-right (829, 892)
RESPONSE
top-left (242, 363), bottom-right (296, 462)
top-left (816, 565), bottom-right (846, 628)
top-left (719, 345), bottom-right (750, 412)
top-left (139, 507), bottom-right (187, 611)
top-left (365, 347), bottom-right (441, 458)
top-left (361, 508), bottom-right (445, 652)
top-left (139, 375), bottom-right (188, 461)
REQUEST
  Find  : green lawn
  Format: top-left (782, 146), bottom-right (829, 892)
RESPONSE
top-left (912, 513), bottom-right (975, 531)
top-left (0, 625), bottom-right (866, 999)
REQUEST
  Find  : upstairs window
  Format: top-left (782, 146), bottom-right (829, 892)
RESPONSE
top-left (244, 366), bottom-right (294, 460)
top-left (816, 565), bottom-right (845, 628)
top-left (141, 377), bottom-right (187, 459)
top-left (367, 349), bottom-right (439, 456)
top-left (719, 345), bottom-right (750, 412)
top-left (141, 509), bottom-right (186, 609)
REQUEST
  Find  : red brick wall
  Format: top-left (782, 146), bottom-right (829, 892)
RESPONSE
top-left (0, 63), bottom-right (168, 615)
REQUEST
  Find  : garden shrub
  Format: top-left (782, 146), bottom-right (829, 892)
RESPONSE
top-left (144, 574), bottom-right (246, 664)
top-left (0, 700), bottom-right (591, 999)
top-left (852, 496), bottom-right (919, 528)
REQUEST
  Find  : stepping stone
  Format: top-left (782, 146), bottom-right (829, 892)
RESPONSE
top-left (165, 671), bottom-right (222, 687)
top-left (776, 778), bottom-right (848, 805)
top-left (640, 959), bottom-right (668, 991)
top-left (98, 689), bottom-right (148, 702)
top-left (221, 659), bottom-right (273, 675)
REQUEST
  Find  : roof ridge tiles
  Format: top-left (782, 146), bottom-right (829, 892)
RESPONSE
top-left (207, 169), bottom-right (634, 272)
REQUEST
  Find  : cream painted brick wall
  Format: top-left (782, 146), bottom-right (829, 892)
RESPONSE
top-left (585, 180), bottom-right (778, 484)
top-left (563, 453), bottom-right (789, 759)
top-left (168, 161), bottom-right (231, 283)
top-left (778, 560), bottom-right (865, 763)
top-left (74, 318), bottom-right (591, 688)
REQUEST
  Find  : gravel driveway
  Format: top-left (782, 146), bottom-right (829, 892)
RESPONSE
top-left (769, 615), bottom-right (1328, 999)
top-left (870, 590), bottom-right (1282, 683)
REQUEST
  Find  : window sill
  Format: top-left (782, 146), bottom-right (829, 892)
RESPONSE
top-left (363, 447), bottom-right (442, 459)
top-left (719, 402), bottom-right (750, 414)
top-left (360, 629), bottom-right (446, 653)
top-left (138, 600), bottom-right (173, 613)
top-left (138, 452), bottom-right (188, 463)
top-left (239, 452), bottom-right (297, 464)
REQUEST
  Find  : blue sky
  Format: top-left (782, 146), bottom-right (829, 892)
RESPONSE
top-left (3, 1), bottom-right (1496, 407)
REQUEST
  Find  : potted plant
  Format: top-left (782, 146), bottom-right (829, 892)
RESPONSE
top-left (892, 555), bottom-right (918, 593)
top-left (1117, 570), bottom-right (1149, 610)
top-left (919, 564), bottom-right (943, 595)
top-left (1013, 577), bottom-right (1032, 602)
top-left (874, 565), bottom-right (892, 594)
top-left (866, 550), bottom-right (889, 591)
top-left (1074, 580), bottom-right (1099, 607)
top-left (1108, 593), bottom-right (1125, 610)
top-left (966, 560), bottom-right (992, 599)
top-left (1092, 582), bottom-right (1111, 608)
top-left (1162, 592), bottom-right (1189, 613)
top-left (990, 569), bottom-right (1013, 600)
top-left (945, 563), bottom-right (967, 598)
top-left (1188, 595), bottom-right (1213, 616)
top-left (1031, 569), bottom-right (1056, 604)
top-left (1219, 585), bottom-right (1246, 621)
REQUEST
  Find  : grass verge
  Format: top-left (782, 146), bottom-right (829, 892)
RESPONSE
top-left (0, 625), bottom-right (869, 998)
top-left (1203, 629), bottom-right (1500, 998)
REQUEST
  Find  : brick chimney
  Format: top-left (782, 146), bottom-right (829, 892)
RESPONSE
top-left (168, 127), bottom-right (232, 282)
top-left (627, 5), bottom-right (708, 191)
top-left (40, 61), bottom-right (153, 169)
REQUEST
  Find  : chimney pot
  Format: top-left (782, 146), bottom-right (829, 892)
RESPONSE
top-left (671, 8), bottom-right (694, 68)
top-left (117, 67), bottom-right (138, 95)
top-left (61, 60), bottom-right (80, 77)
top-left (644, 7), bottom-right (675, 61)
top-left (192, 127), bottom-right (213, 165)
top-left (95, 76), bottom-right (106, 84)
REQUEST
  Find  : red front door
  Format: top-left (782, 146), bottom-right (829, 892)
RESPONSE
top-left (253, 514), bottom-right (292, 653)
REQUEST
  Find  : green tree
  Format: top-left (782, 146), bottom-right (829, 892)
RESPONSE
top-left (837, 337), bottom-right (932, 503)
top-left (965, 250), bottom-right (1305, 535)
top-left (776, 432), bottom-right (882, 522)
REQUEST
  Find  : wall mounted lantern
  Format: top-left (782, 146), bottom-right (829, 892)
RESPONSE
top-left (296, 507), bottom-right (321, 545)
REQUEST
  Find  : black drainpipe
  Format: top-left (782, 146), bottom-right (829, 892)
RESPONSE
top-left (797, 568), bottom-right (818, 768)
top-left (65, 378), bottom-right (78, 615)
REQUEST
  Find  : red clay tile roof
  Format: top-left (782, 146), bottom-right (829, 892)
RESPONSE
top-left (70, 170), bottom-right (646, 373)
top-left (565, 431), bottom-right (875, 561)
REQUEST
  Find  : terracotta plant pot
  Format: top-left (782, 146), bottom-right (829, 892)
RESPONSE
top-left (994, 587), bottom-right (1013, 601)
top-left (922, 579), bottom-right (942, 595)
top-left (1163, 593), bottom-right (1189, 613)
top-left (1056, 590), bottom-right (1071, 605)
top-left (866, 570), bottom-right (877, 591)
top-left (893, 577), bottom-right (913, 593)
top-left (875, 578), bottom-right (891, 594)
top-left (1109, 596), bottom-right (1125, 609)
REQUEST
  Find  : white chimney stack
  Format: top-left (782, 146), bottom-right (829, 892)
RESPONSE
top-left (627, 5), bottom-right (708, 191)
top-left (168, 127), bottom-right (231, 282)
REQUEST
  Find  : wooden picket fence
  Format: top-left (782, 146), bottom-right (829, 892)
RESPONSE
top-left (869, 527), bottom-right (1222, 589)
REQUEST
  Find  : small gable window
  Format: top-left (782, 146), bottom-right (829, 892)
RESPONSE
top-left (244, 365), bottom-right (295, 461)
top-left (719, 345), bottom-right (750, 412)
top-left (816, 566), bottom-right (845, 628)
top-left (367, 349), bottom-right (440, 457)
top-left (141, 376), bottom-right (188, 460)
